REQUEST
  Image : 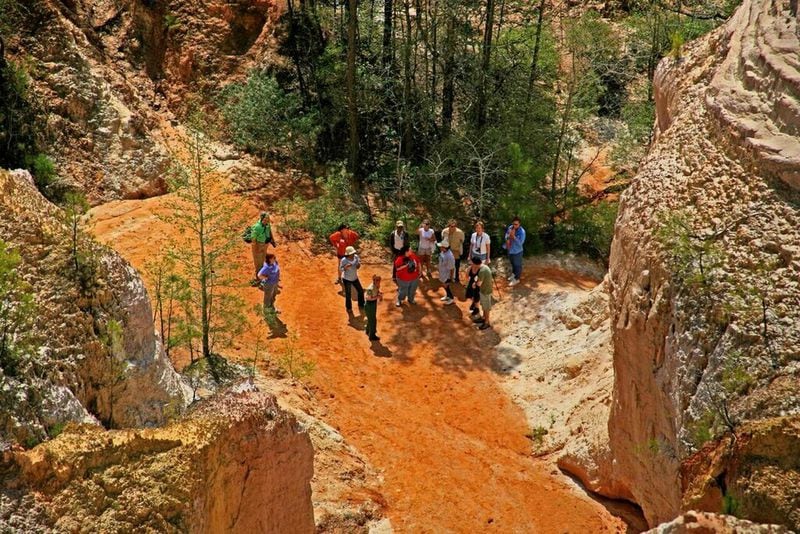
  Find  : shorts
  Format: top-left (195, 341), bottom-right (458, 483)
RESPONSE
top-left (418, 248), bottom-right (433, 256)
top-left (479, 292), bottom-right (493, 312)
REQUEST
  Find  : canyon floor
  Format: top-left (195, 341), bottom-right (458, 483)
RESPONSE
top-left (89, 192), bottom-right (633, 533)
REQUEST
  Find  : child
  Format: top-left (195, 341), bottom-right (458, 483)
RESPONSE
top-left (364, 275), bottom-right (384, 341)
top-left (437, 241), bottom-right (455, 305)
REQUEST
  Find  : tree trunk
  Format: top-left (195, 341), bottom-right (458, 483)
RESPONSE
top-left (441, 5), bottom-right (456, 134)
top-left (347, 0), bottom-right (360, 179)
top-left (401, 0), bottom-right (414, 157)
top-left (383, 0), bottom-right (394, 69)
top-left (526, 0), bottom-right (547, 101)
top-left (476, 0), bottom-right (495, 129)
top-left (550, 62), bottom-right (576, 206)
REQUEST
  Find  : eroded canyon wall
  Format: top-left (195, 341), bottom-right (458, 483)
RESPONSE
top-left (0, 169), bottom-right (189, 447)
top-left (6, 0), bottom-right (284, 202)
top-left (608, 0), bottom-right (800, 528)
top-left (0, 390), bottom-right (315, 533)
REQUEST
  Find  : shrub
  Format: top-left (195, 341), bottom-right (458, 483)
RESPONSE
top-left (300, 166), bottom-right (368, 241)
top-left (25, 153), bottom-right (68, 203)
top-left (0, 240), bottom-right (36, 377)
top-left (554, 202), bottom-right (618, 261)
top-left (276, 332), bottom-right (315, 382)
top-left (0, 59), bottom-right (43, 175)
top-left (219, 71), bottom-right (319, 162)
top-left (670, 31), bottom-right (685, 59)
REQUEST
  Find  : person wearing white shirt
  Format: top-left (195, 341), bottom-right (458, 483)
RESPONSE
top-left (417, 219), bottom-right (436, 277)
top-left (469, 221), bottom-right (491, 263)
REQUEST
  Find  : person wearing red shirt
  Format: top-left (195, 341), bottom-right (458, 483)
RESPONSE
top-left (329, 224), bottom-right (359, 284)
top-left (393, 249), bottom-right (421, 306)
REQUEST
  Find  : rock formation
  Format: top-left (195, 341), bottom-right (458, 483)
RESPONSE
top-left (608, 0), bottom-right (800, 528)
top-left (0, 390), bottom-right (315, 533)
top-left (646, 510), bottom-right (790, 534)
top-left (6, 0), bottom-right (284, 203)
top-left (0, 169), bottom-right (189, 447)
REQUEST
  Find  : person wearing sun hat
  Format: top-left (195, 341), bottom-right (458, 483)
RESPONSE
top-left (387, 220), bottom-right (410, 282)
top-left (437, 240), bottom-right (455, 305)
top-left (339, 245), bottom-right (365, 312)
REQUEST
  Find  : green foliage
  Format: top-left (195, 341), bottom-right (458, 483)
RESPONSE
top-left (669, 31), bottom-right (685, 59)
top-left (0, 240), bottom-right (36, 377)
top-left (220, 71), bottom-right (319, 162)
top-left (273, 196), bottom-right (306, 240)
top-left (145, 254), bottom-right (193, 358)
top-left (302, 167), bottom-right (368, 240)
top-left (722, 494), bottom-right (740, 517)
top-left (721, 353), bottom-right (756, 396)
top-left (47, 422), bottom-right (66, 439)
top-left (63, 192), bottom-right (100, 295)
top-left (688, 410), bottom-right (716, 448)
top-left (554, 203), bottom-right (619, 260)
top-left (526, 426), bottom-right (548, 447)
top-left (23, 153), bottom-right (67, 202)
top-left (0, 0), bottom-right (20, 33)
top-left (163, 13), bottom-right (181, 32)
top-left (160, 121), bottom-right (251, 378)
top-left (276, 332), bottom-right (315, 382)
top-left (0, 58), bottom-right (45, 177)
top-left (656, 211), bottom-right (725, 294)
top-left (611, 94), bottom-right (655, 169)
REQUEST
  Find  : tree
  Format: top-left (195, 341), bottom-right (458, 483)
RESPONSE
top-left (475, 0), bottom-right (496, 129)
top-left (346, 0), bottom-right (360, 179)
top-left (145, 254), bottom-right (191, 359)
top-left (526, 0), bottom-right (547, 99)
top-left (382, 0), bottom-right (394, 68)
top-left (160, 121), bottom-right (249, 381)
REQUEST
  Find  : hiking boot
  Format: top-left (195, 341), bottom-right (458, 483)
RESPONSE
top-left (478, 322), bottom-right (492, 330)
top-left (395, 300), bottom-right (401, 307)
top-left (444, 298), bottom-right (454, 305)
top-left (507, 274), bottom-right (514, 281)
top-left (471, 316), bottom-right (485, 324)
top-left (440, 296), bottom-right (449, 301)
top-left (469, 307), bottom-right (480, 315)
top-left (509, 278), bottom-right (520, 286)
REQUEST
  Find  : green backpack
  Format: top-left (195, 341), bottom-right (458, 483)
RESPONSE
top-left (242, 225), bottom-right (253, 243)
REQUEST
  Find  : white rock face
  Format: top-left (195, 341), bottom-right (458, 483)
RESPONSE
top-left (607, 0), bottom-right (800, 527)
top-left (0, 170), bottom-right (188, 445)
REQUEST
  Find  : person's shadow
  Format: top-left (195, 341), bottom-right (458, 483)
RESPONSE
top-left (369, 338), bottom-right (392, 358)
top-left (264, 313), bottom-right (288, 339)
top-left (347, 310), bottom-right (365, 331)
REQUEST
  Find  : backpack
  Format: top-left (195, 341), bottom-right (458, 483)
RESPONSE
top-left (242, 225), bottom-right (253, 243)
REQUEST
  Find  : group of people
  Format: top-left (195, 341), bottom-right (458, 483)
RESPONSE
top-left (329, 217), bottom-right (527, 339)
top-left (246, 210), bottom-right (527, 343)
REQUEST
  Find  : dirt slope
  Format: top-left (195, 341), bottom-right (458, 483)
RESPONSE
top-left (89, 193), bottom-right (627, 533)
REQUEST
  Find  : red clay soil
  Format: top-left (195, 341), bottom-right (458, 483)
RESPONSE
top-left (90, 196), bottom-right (626, 533)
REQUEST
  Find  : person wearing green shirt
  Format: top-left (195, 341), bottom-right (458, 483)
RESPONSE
top-left (251, 212), bottom-right (277, 278)
top-left (472, 256), bottom-right (494, 330)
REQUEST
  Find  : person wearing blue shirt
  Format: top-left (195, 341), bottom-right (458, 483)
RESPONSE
top-left (257, 253), bottom-right (281, 313)
top-left (503, 216), bottom-right (526, 286)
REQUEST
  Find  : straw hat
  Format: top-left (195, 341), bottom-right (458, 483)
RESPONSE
top-left (345, 246), bottom-right (357, 255)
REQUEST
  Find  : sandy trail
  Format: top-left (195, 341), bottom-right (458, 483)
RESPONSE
top-left (89, 195), bottom-right (625, 533)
